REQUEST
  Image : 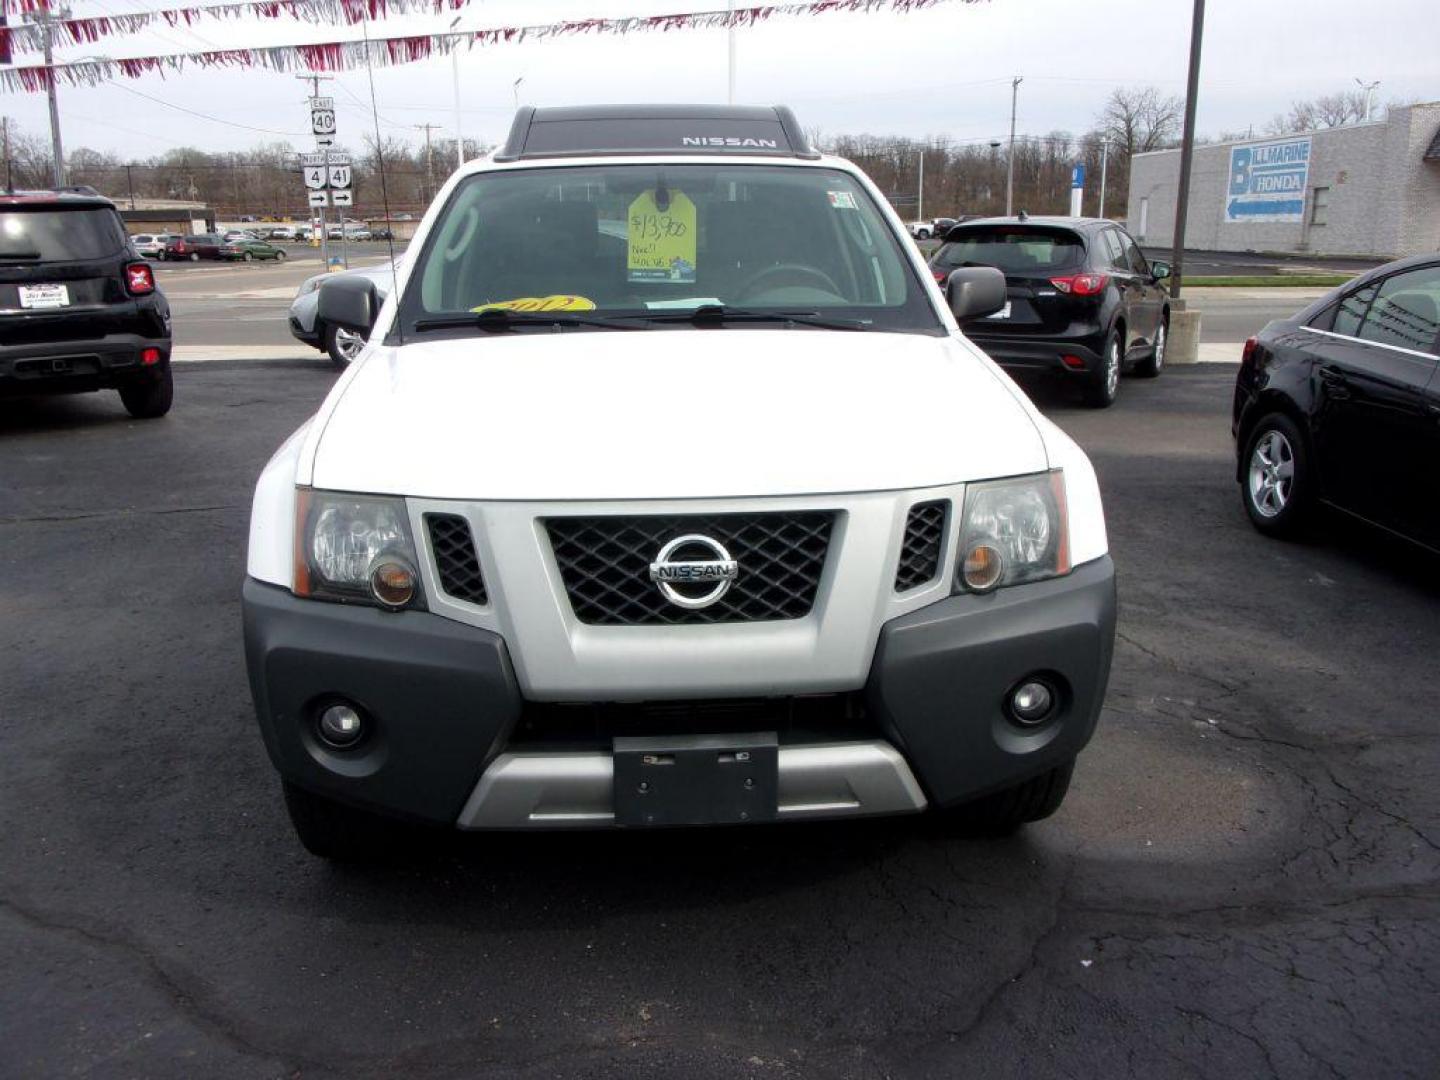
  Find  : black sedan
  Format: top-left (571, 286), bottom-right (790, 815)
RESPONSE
top-left (933, 216), bottom-right (1170, 407)
top-left (1232, 253), bottom-right (1440, 552)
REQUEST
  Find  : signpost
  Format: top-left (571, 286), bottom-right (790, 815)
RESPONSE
top-left (1069, 162), bottom-right (1086, 217)
top-left (301, 149), bottom-right (353, 268)
top-left (1225, 136), bottom-right (1311, 223)
top-left (310, 96), bottom-right (336, 147)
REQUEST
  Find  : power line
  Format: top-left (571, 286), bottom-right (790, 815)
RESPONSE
top-left (104, 80), bottom-right (309, 137)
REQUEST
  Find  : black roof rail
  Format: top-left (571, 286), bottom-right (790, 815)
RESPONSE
top-left (493, 104), bottom-right (821, 163)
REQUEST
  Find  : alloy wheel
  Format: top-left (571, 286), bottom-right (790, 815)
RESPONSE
top-left (1105, 337), bottom-right (1121, 398)
top-left (1248, 429), bottom-right (1295, 517)
top-left (334, 328), bottom-right (366, 363)
top-left (1153, 324), bottom-right (1166, 370)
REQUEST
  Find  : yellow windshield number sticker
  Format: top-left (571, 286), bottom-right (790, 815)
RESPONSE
top-left (471, 295), bottom-right (597, 313)
top-left (628, 189), bottom-right (696, 284)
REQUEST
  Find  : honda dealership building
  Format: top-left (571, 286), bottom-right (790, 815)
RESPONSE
top-left (1126, 102), bottom-right (1440, 259)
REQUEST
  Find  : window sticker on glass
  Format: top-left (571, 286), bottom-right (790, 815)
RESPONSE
top-left (826, 191), bottom-right (858, 210)
top-left (628, 187), bottom-right (696, 284)
top-left (471, 295), bottom-right (597, 313)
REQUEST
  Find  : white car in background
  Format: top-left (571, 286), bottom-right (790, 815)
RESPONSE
top-left (131, 233), bottom-right (171, 258)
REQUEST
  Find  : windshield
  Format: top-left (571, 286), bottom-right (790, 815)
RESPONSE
top-left (0, 207), bottom-right (129, 262)
top-left (934, 226), bottom-right (1084, 273)
top-left (398, 164), bottom-right (940, 335)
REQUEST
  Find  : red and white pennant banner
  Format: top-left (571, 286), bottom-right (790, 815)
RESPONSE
top-left (0, 0), bottom-right (968, 59)
top-left (0, 0), bottom-right (469, 54)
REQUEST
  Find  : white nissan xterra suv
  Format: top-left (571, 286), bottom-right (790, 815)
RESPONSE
top-left (243, 105), bottom-right (1116, 859)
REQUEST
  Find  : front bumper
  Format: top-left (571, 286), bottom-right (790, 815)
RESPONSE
top-left (242, 557), bottom-right (1115, 827)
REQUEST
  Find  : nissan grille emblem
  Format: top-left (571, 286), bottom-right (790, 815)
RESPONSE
top-left (648, 534), bottom-right (739, 610)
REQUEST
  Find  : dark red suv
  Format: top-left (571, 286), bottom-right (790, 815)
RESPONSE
top-left (1, 189), bottom-right (173, 418)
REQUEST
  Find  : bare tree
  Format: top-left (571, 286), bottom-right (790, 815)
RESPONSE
top-left (1266, 89), bottom-right (1369, 134)
top-left (1098, 86), bottom-right (1184, 159)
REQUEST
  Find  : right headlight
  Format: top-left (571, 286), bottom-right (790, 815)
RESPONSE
top-left (955, 471), bottom-right (1071, 593)
top-left (292, 489), bottom-right (425, 611)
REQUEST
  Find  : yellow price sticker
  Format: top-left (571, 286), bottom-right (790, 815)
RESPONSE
top-left (627, 189), bottom-right (697, 284)
top-left (471, 295), bottom-right (597, 313)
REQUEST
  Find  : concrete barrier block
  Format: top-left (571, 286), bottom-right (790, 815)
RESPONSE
top-left (1168, 308), bottom-right (1203, 365)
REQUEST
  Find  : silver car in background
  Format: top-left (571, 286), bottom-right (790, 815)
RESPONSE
top-left (288, 262), bottom-right (398, 368)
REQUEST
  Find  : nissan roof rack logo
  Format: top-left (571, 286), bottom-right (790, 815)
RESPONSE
top-left (681, 136), bottom-right (780, 149)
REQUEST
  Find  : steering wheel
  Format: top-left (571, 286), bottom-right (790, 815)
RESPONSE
top-left (737, 263), bottom-right (843, 301)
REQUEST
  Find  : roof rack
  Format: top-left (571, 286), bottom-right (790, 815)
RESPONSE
top-left (494, 105), bottom-right (821, 163)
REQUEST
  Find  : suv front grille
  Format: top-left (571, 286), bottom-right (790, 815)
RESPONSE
top-left (425, 513), bottom-right (488, 605)
top-left (546, 511), bottom-right (834, 625)
top-left (894, 500), bottom-right (948, 592)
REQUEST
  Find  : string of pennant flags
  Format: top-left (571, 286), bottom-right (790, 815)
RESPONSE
top-left (0, 0), bottom-right (965, 82)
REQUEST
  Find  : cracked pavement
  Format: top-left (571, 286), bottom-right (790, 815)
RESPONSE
top-left (1, 363), bottom-right (1436, 1078)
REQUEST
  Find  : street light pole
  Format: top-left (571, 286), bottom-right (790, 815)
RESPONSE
top-left (1353, 77), bottom-right (1380, 122)
top-left (1005, 76), bottom-right (1022, 216)
top-left (26, 7), bottom-right (71, 188)
top-left (1169, 0), bottom-right (1205, 299)
top-left (450, 17), bottom-right (465, 169)
top-left (1098, 140), bottom-right (1109, 219)
top-left (916, 150), bottom-right (924, 224)
top-left (727, 1), bottom-right (737, 105)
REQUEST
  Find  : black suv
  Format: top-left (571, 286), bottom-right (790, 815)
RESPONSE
top-left (1, 189), bottom-right (173, 418)
top-left (931, 216), bottom-right (1169, 407)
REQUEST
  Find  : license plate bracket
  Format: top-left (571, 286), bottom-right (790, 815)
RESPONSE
top-left (18, 284), bottom-right (70, 310)
top-left (613, 732), bottom-right (778, 827)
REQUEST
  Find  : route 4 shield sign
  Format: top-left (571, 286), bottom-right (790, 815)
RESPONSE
top-left (303, 165), bottom-right (327, 191)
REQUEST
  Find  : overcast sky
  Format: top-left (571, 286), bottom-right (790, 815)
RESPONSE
top-left (3, 0), bottom-right (1436, 161)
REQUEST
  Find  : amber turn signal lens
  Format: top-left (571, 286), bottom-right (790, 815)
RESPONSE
top-left (962, 544), bottom-right (1005, 592)
top-left (369, 560), bottom-right (416, 609)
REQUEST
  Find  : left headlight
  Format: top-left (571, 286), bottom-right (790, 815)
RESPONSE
top-left (293, 489), bottom-right (425, 611)
top-left (955, 471), bottom-right (1070, 593)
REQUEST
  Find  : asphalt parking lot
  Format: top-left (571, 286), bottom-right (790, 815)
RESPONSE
top-left (3, 353), bottom-right (1437, 1078)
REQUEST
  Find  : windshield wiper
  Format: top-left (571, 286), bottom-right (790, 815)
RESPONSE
top-left (413, 308), bottom-right (640, 333)
top-left (629, 304), bottom-right (870, 331)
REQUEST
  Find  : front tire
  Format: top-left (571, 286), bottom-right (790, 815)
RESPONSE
top-left (1241, 412), bottom-right (1312, 536)
top-left (188, 252), bottom-right (199, 262)
top-left (324, 323), bottom-right (366, 369)
top-left (243, 251), bottom-right (253, 262)
top-left (1083, 330), bottom-right (1122, 408)
top-left (282, 781), bottom-right (400, 861)
top-left (939, 761), bottom-right (1075, 835)
top-left (1133, 317), bottom-right (1166, 378)
top-left (275, 250), bottom-right (287, 261)
top-left (118, 367), bottom-right (173, 419)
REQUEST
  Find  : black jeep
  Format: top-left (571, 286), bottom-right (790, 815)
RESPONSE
top-left (1, 189), bottom-right (173, 418)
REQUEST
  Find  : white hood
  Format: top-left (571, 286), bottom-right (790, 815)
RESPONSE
top-left (307, 329), bottom-right (1048, 500)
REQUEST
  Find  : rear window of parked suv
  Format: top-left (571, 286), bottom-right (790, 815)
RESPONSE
top-left (0, 207), bottom-right (129, 263)
top-left (934, 226), bottom-right (1084, 273)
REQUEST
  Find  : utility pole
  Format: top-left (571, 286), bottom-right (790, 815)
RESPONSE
top-left (125, 163), bottom-right (135, 209)
top-left (3, 117), bottom-right (12, 193)
top-left (1098, 140), bottom-right (1109, 219)
top-left (1169, 0), bottom-right (1205, 299)
top-left (24, 6), bottom-right (71, 188)
top-left (450, 18), bottom-right (465, 169)
top-left (1354, 77), bottom-right (1380, 122)
top-left (415, 123), bottom-right (439, 202)
top-left (1005, 76), bottom-right (1022, 216)
top-left (916, 149), bottom-right (924, 223)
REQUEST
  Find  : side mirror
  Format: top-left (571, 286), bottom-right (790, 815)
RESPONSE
top-left (945, 266), bottom-right (1008, 322)
top-left (318, 275), bottom-right (379, 335)
top-left (1151, 260), bottom-right (1171, 281)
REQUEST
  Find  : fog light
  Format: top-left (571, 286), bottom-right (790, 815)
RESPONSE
top-left (369, 559), bottom-right (416, 609)
top-left (1060, 354), bottom-right (1086, 370)
top-left (962, 544), bottom-right (1005, 592)
top-left (1010, 680), bottom-right (1055, 725)
top-left (317, 703), bottom-right (365, 748)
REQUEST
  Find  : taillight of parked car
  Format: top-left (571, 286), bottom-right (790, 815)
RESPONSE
top-left (125, 262), bottom-right (155, 296)
top-left (1049, 273), bottom-right (1108, 296)
top-left (1240, 335), bottom-right (1259, 368)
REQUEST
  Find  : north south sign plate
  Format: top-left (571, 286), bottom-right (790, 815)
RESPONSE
top-left (1226, 137), bottom-right (1311, 223)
